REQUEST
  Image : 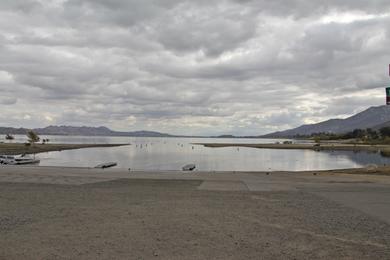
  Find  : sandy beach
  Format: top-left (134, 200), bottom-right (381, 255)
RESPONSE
top-left (1, 166), bottom-right (390, 259)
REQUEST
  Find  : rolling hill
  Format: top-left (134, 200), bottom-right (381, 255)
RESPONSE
top-left (262, 105), bottom-right (390, 137)
top-left (0, 125), bottom-right (175, 137)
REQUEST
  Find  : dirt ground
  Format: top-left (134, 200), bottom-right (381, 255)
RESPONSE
top-left (1, 178), bottom-right (390, 259)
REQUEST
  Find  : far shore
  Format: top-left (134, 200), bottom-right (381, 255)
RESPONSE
top-left (194, 142), bottom-right (390, 155)
top-left (0, 143), bottom-right (129, 155)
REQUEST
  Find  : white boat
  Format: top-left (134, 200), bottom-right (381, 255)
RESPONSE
top-left (182, 164), bottom-right (196, 171)
top-left (0, 154), bottom-right (40, 165)
top-left (0, 155), bottom-right (14, 164)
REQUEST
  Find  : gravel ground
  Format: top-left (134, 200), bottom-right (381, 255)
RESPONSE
top-left (1, 179), bottom-right (390, 259)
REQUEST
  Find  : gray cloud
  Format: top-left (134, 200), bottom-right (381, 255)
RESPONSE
top-left (0, 97), bottom-right (17, 105)
top-left (0, 0), bottom-right (390, 135)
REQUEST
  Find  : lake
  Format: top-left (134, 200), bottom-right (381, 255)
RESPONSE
top-left (6, 135), bottom-right (390, 171)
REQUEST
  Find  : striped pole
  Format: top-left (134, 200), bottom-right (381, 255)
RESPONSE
top-left (387, 65), bottom-right (390, 105)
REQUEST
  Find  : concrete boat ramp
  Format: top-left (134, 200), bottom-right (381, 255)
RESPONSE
top-left (1, 166), bottom-right (390, 259)
top-left (1, 166), bottom-right (390, 223)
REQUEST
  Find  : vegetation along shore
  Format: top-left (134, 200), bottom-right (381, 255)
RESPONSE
top-left (1, 131), bottom-right (129, 155)
top-left (196, 127), bottom-right (390, 156)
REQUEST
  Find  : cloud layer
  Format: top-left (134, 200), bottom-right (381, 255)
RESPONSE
top-left (1, 0), bottom-right (390, 135)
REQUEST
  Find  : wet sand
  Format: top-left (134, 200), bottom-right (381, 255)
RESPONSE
top-left (0, 143), bottom-right (129, 155)
top-left (1, 166), bottom-right (390, 259)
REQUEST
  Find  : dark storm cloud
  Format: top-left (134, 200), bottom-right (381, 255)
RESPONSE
top-left (0, 0), bottom-right (389, 134)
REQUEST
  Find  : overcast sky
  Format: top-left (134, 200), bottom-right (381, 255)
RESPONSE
top-left (1, 0), bottom-right (390, 135)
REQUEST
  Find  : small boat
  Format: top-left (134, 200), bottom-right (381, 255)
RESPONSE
top-left (0, 154), bottom-right (40, 165)
top-left (182, 164), bottom-right (196, 171)
top-left (94, 162), bottom-right (118, 169)
top-left (0, 155), bottom-right (13, 164)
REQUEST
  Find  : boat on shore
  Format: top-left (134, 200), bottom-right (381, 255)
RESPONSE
top-left (0, 154), bottom-right (40, 165)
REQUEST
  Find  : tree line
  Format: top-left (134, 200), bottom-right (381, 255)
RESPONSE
top-left (4, 131), bottom-right (50, 145)
top-left (302, 127), bottom-right (390, 143)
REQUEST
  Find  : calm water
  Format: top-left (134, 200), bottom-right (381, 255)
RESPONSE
top-left (5, 135), bottom-right (390, 171)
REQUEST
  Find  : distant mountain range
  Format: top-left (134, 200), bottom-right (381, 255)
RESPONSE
top-left (0, 125), bottom-right (176, 137)
top-left (262, 105), bottom-right (390, 137)
top-left (3, 105), bottom-right (390, 138)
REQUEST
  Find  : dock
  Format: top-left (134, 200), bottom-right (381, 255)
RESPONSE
top-left (94, 162), bottom-right (118, 169)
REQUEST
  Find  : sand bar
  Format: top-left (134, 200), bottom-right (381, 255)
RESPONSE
top-left (0, 143), bottom-right (129, 155)
top-left (195, 142), bottom-right (390, 154)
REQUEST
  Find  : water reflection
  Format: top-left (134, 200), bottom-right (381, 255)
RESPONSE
top-left (28, 135), bottom-right (390, 171)
top-left (320, 150), bottom-right (390, 167)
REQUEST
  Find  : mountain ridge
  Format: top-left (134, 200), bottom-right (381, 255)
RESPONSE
top-left (262, 105), bottom-right (390, 137)
top-left (0, 125), bottom-right (176, 137)
top-left (3, 106), bottom-right (390, 138)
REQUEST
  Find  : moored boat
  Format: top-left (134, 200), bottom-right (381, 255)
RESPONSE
top-left (0, 154), bottom-right (40, 165)
top-left (182, 164), bottom-right (196, 171)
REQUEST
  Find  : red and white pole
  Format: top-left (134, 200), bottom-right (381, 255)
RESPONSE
top-left (387, 65), bottom-right (390, 105)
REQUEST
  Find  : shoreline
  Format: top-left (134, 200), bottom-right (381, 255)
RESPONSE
top-left (0, 143), bottom-right (129, 155)
top-left (194, 142), bottom-right (390, 154)
top-left (2, 164), bottom-right (390, 176)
